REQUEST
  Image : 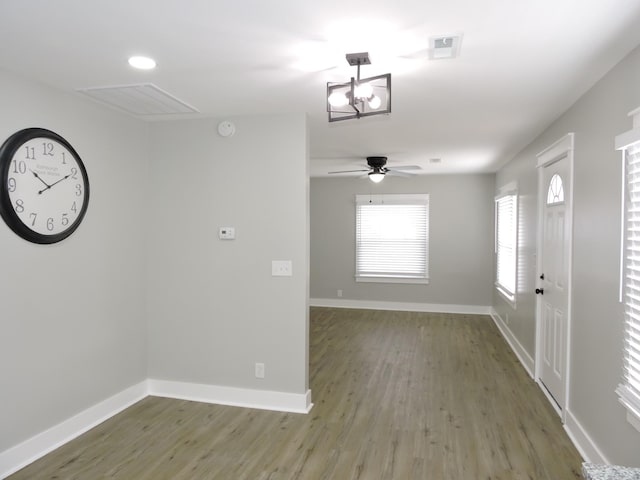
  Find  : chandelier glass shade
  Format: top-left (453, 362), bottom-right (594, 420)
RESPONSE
top-left (327, 53), bottom-right (391, 122)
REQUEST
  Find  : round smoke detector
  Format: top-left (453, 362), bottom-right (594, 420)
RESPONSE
top-left (217, 120), bottom-right (236, 137)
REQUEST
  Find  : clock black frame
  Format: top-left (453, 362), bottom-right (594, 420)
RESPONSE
top-left (0, 128), bottom-right (90, 244)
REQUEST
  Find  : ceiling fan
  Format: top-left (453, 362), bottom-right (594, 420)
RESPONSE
top-left (328, 156), bottom-right (421, 183)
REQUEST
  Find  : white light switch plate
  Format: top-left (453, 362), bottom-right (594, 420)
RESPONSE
top-left (218, 226), bottom-right (235, 240)
top-left (272, 260), bottom-right (292, 276)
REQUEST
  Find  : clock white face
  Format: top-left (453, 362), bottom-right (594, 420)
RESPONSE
top-left (6, 136), bottom-right (87, 237)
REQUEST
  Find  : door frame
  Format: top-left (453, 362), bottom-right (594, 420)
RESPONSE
top-left (534, 133), bottom-right (575, 423)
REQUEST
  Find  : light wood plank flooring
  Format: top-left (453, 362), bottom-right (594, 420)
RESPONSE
top-left (8, 308), bottom-right (583, 479)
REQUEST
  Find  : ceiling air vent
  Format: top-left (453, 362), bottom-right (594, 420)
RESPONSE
top-left (76, 83), bottom-right (199, 116)
top-left (429, 35), bottom-right (462, 60)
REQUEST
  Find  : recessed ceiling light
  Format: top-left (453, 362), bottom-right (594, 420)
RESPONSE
top-left (128, 56), bottom-right (156, 70)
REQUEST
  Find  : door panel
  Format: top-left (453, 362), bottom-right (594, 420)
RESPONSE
top-left (539, 158), bottom-right (570, 410)
top-left (543, 303), bottom-right (552, 364)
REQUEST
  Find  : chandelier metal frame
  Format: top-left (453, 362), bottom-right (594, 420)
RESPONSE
top-left (326, 52), bottom-right (391, 122)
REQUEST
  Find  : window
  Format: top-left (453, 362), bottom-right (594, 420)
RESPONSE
top-left (495, 190), bottom-right (517, 304)
top-left (547, 173), bottom-right (565, 205)
top-left (355, 194), bottom-right (429, 283)
top-left (617, 139), bottom-right (640, 431)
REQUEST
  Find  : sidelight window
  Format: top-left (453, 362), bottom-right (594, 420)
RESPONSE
top-left (495, 190), bottom-right (518, 304)
top-left (617, 138), bottom-right (640, 431)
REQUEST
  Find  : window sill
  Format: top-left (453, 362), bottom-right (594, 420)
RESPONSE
top-left (495, 284), bottom-right (516, 310)
top-left (616, 386), bottom-right (640, 433)
top-left (356, 276), bottom-right (430, 285)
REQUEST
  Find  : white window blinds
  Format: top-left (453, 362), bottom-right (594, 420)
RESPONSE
top-left (355, 194), bottom-right (429, 282)
top-left (617, 141), bottom-right (640, 427)
top-left (495, 193), bottom-right (517, 301)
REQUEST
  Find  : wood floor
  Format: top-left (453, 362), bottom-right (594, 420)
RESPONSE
top-left (8, 308), bottom-right (583, 479)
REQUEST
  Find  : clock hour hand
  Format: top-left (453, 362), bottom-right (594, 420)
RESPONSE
top-left (38, 174), bottom-right (70, 194)
top-left (30, 169), bottom-right (51, 189)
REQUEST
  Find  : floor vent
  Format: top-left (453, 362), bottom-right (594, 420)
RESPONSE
top-left (76, 83), bottom-right (199, 116)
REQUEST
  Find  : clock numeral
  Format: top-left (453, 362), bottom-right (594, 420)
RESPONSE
top-left (61, 151), bottom-right (67, 164)
top-left (46, 217), bottom-right (54, 231)
top-left (14, 199), bottom-right (24, 213)
top-left (29, 212), bottom-right (37, 226)
top-left (24, 146), bottom-right (35, 160)
top-left (61, 213), bottom-right (69, 226)
top-left (71, 201), bottom-right (77, 214)
top-left (71, 167), bottom-right (78, 179)
top-left (42, 142), bottom-right (54, 156)
top-left (75, 184), bottom-right (82, 196)
top-left (12, 159), bottom-right (27, 174)
top-left (8, 177), bottom-right (16, 192)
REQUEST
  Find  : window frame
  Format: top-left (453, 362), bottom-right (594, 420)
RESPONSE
top-left (495, 183), bottom-right (518, 307)
top-left (616, 106), bottom-right (640, 432)
top-left (355, 193), bottom-right (429, 284)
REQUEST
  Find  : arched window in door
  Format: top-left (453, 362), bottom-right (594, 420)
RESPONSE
top-left (546, 173), bottom-right (565, 205)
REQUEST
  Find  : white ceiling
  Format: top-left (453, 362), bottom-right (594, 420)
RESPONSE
top-left (1, 0), bottom-right (640, 176)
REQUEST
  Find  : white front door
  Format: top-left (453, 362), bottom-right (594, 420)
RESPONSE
top-left (538, 155), bottom-right (571, 411)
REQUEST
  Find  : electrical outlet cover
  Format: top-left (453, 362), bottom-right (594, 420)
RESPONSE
top-left (272, 260), bottom-right (292, 276)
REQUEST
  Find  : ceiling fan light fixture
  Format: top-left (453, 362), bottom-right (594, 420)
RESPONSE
top-left (369, 170), bottom-right (385, 183)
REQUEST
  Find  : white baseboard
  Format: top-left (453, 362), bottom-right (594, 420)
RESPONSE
top-left (310, 298), bottom-right (492, 315)
top-left (565, 409), bottom-right (609, 464)
top-left (0, 381), bottom-right (148, 479)
top-left (489, 308), bottom-right (535, 378)
top-left (148, 379), bottom-right (313, 414)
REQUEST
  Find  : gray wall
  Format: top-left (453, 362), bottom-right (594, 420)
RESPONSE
top-left (493, 45), bottom-right (640, 465)
top-left (310, 174), bottom-right (495, 307)
top-left (146, 115), bottom-right (309, 395)
top-left (493, 150), bottom-right (539, 355)
top-left (0, 70), bottom-right (310, 457)
top-left (0, 70), bottom-right (149, 451)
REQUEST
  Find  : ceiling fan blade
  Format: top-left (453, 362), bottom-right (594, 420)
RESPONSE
top-left (328, 169), bottom-right (370, 174)
top-left (386, 169), bottom-right (413, 177)
top-left (391, 165), bottom-right (422, 171)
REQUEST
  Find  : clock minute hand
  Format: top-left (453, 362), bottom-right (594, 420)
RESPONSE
top-left (38, 174), bottom-right (70, 194)
top-left (48, 174), bottom-right (71, 188)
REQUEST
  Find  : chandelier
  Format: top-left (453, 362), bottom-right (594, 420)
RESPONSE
top-left (326, 52), bottom-right (391, 122)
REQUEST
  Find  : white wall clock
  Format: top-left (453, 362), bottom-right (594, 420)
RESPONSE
top-left (0, 128), bottom-right (90, 244)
